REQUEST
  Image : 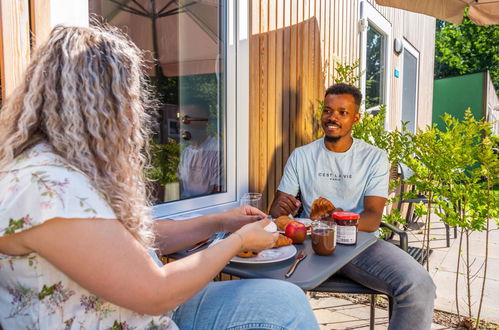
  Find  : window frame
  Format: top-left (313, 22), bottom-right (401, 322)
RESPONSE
top-left (152, 0), bottom-right (250, 219)
top-left (359, 0), bottom-right (392, 126)
top-left (399, 39), bottom-right (420, 133)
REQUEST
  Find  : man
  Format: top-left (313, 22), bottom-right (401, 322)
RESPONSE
top-left (270, 83), bottom-right (436, 330)
top-left (177, 97), bottom-right (221, 198)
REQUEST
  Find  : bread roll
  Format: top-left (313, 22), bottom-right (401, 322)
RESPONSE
top-left (275, 216), bottom-right (294, 231)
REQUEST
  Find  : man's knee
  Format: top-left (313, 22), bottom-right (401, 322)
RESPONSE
top-left (401, 267), bottom-right (436, 302)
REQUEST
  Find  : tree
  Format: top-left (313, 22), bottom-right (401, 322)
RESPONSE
top-left (434, 13), bottom-right (499, 96)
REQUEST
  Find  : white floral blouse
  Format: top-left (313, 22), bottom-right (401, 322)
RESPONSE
top-left (0, 143), bottom-right (177, 330)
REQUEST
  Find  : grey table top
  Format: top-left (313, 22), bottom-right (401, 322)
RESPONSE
top-left (169, 231), bottom-right (377, 291)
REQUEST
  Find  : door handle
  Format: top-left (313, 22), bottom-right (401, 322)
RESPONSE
top-left (182, 115), bottom-right (208, 125)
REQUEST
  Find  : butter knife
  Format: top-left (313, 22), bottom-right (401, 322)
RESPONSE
top-left (285, 251), bottom-right (307, 278)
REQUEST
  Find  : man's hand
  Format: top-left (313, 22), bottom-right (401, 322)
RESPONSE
top-left (219, 205), bottom-right (267, 232)
top-left (269, 191), bottom-right (301, 218)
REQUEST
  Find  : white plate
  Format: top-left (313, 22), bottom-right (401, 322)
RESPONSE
top-left (294, 218), bottom-right (313, 227)
top-left (230, 245), bottom-right (297, 264)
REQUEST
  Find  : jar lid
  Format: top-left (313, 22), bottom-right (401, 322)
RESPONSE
top-left (332, 211), bottom-right (360, 220)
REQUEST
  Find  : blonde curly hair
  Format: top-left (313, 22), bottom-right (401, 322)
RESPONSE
top-left (0, 25), bottom-right (156, 248)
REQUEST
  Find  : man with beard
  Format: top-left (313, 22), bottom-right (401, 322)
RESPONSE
top-left (269, 83), bottom-right (436, 329)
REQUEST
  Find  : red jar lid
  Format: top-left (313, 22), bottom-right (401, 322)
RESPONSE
top-left (332, 211), bottom-right (360, 220)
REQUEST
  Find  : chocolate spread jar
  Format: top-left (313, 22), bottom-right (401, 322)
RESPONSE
top-left (332, 211), bottom-right (359, 245)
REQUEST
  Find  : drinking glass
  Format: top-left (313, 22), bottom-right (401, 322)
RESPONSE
top-left (311, 221), bottom-right (337, 256)
top-left (240, 192), bottom-right (263, 210)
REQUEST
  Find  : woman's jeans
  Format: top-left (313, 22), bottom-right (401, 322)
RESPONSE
top-left (337, 239), bottom-right (437, 330)
top-left (173, 279), bottom-right (319, 330)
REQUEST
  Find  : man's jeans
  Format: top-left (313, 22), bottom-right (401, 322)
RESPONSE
top-left (338, 239), bottom-right (437, 330)
top-left (173, 278), bottom-right (319, 330)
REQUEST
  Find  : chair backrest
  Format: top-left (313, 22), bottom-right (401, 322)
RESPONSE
top-left (399, 163), bottom-right (414, 180)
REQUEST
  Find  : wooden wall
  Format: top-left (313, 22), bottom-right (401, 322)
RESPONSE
top-left (0, 0), bottom-right (51, 102)
top-left (250, 0), bottom-right (436, 211)
top-left (0, 0), bottom-right (31, 100)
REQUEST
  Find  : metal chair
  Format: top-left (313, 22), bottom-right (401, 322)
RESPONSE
top-left (310, 222), bottom-right (408, 330)
top-left (397, 163), bottom-right (429, 228)
top-left (397, 163), bottom-right (456, 247)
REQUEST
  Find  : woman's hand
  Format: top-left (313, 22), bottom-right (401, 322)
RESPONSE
top-left (219, 205), bottom-right (267, 232)
top-left (234, 219), bottom-right (279, 252)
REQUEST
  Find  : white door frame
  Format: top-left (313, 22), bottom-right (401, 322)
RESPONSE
top-left (399, 39), bottom-right (420, 132)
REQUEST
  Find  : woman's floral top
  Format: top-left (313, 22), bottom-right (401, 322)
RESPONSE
top-left (0, 143), bottom-right (177, 330)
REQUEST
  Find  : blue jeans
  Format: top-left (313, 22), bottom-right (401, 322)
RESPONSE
top-left (337, 239), bottom-right (436, 330)
top-left (172, 279), bottom-right (319, 330)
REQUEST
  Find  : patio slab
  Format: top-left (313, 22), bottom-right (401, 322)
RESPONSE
top-left (309, 295), bottom-right (448, 329)
top-left (408, 217), bottom-right (499, 324)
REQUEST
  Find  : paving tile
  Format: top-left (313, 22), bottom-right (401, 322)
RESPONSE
top-left (431, 270), bottom-right (499, 323)
top-left (314, 308), bottom-right (360, 327)
top-left (437, 254), bottom-right (499, 281)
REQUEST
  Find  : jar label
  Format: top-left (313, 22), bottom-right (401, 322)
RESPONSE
top-left (336, 225), bottom-right (357, 244)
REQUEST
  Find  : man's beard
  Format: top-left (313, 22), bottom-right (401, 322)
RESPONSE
top-left (324, 135), bottom-right (341, 143)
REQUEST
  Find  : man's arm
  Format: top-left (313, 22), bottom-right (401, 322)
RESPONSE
top-left (358, 195), bottom-right (387, 232)
top-left (269, 190), bottom-right (301, 218)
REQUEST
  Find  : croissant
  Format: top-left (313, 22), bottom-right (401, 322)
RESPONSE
top-left (275, 216), bottom-right (295, 231)
top-left (309, 197), bottom-right (335, 220)
top-left (274, 234), bottom-right (293, 248)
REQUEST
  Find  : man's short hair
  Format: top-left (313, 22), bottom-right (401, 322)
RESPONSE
top-left (325, 83), bottom-right (363, 106)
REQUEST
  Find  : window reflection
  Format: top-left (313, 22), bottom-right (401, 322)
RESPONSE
top-left (365, 24), bottom-right (385, 110)
top-left (89, 0), bottom-right (226, 203)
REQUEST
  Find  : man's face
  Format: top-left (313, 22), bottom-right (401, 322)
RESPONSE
top-left (321, 93), bottom-right (360, 142)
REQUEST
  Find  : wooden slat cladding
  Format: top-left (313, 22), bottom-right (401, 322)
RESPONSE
top-left (29, 0), bottom-right (52, 48)
top-left (0, 0), bottom-right (31, 99)
top-left (249, 0), bottom-right (435, 211)
top-left (249, 0), bottom-right (359, 211)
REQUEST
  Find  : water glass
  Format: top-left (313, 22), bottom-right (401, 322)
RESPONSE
top-left (240, 192), bottom-right (263, 210)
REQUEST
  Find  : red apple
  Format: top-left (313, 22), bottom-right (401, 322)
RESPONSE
top-left (284, 221), bottom-right (307, 244)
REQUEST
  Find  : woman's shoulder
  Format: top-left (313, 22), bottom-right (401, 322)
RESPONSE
top-left (0, 143), bottom-right (116, 236)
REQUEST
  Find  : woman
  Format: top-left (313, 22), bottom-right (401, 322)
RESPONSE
top-left (0, 25), bottom-right (319, 329)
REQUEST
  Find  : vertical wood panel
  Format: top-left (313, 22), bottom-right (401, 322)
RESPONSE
top-left (289, 0), bottom-right (297, 155)
top-left (275, 0), bottom-right (284, 198)
top-left (30, 0), bottom-right (51, 47)
top-left (282, 0), bottom-right (290, 166)
top-left (258, 0), bottom-right (269, 207)
top-left (266, 0), bottom-right (276, 208)
top-left (249, 0), bottom-right (260, 194)
top-left (0, 0), bottom-right (30, 98)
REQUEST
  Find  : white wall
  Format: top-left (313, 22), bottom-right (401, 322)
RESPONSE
top-left (50, 0), bottom-right (88, 27)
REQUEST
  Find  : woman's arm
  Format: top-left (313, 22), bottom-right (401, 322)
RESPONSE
top-left (154, 205), bottom-right (267, 255)
top-left (4, 216), bottom-right (276, 316)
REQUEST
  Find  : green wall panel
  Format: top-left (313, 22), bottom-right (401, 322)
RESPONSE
top-left (432, 72), bottom-right (484, 131)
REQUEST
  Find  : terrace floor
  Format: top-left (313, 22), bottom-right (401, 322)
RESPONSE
top-left (310, 215), bottom-right (499, 329)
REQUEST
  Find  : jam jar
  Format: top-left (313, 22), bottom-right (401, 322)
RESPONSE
top-left (332, 211), bottom-right (360, 245)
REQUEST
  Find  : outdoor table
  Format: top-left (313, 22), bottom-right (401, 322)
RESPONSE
top-left (167, 231), bottom-right (377, 291)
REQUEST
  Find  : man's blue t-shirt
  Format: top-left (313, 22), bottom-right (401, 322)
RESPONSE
top-left (277, 138), bottom-right (389, 217)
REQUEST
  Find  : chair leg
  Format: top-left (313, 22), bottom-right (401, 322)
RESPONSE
top-left (404, 203), bottom-right (413, 230)
top-left (388, 296), bottom-right (393, 320)
top-left (370, 294), bottom-right (376, 330)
